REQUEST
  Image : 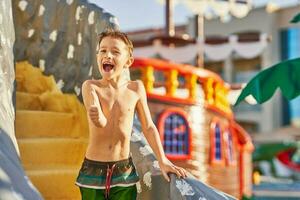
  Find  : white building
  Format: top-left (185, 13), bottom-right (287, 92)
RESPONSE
top-left (194, 5), bottom-right (300, 133)
top-left (127, 4), bottom-right (300, 134)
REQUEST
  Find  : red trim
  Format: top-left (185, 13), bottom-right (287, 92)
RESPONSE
top-left (230, 121), bottom-right (254, 152)
top-left (277, 148), bottom-right (300, 172)
top-left (229, 120), bottom-right (254, 198)
top-left (157, 107), bottom-right (192, 160)
top-left (147, 93), bottom-right (196, 105)
top-left (209, 118), bottom-right (225, 166)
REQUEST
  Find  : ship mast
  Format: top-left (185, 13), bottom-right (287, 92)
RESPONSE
top-left (165, 0), bottom-right (175, 37)
top-left (165, 0), bottom-right (204, 67)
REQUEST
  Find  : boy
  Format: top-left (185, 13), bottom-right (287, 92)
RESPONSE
top-left (75, 30), bottom-right (187, 200)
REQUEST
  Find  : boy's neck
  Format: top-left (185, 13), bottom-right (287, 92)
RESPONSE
top-left (101, 75), bottom-right (128, 89)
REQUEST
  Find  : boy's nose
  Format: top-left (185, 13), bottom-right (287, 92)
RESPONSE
top-left (105, 51), bottom-right (113, 58)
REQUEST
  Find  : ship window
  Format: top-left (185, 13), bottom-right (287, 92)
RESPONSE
top-left (224, 129), bottom-right (236, 165)
top-left (210, 119), bottom-right (225, 165)
top-left (158, 108), bottom-right (191, 160)
top-left (214, 124), bottom-right (222, 160)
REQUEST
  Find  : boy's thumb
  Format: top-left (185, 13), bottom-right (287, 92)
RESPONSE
top-left (91, 89), bottom-right (99, 106)
top-left (161, 171), bottom-right (170, 182)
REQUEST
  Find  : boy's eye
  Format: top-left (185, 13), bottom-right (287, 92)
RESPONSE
top-left (112, 50), bottom-right (120, 55)
top-left (99, 49), bottom-right (106, 53)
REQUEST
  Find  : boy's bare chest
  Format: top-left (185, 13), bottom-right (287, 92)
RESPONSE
top-left (97, 88), bottom-right (138, 115)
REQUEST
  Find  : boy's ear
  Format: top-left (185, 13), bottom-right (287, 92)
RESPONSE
top-left (125, 56), bottom-right (134, 68)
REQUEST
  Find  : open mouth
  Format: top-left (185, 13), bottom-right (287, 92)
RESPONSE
top-left (103, 63), bottom-right (114, 72)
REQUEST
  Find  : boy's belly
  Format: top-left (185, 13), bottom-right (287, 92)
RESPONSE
top-left (85, 110), bottom-right (135, 161)
top-left (85, 128), bottom-right (132, 162)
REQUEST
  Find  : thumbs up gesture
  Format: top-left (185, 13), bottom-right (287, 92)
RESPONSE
top-left (89, 88), bottom-right (107, 127)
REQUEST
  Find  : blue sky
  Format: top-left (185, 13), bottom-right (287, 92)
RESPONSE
top-left (88, 0), bottom-right (300, 31)
top-left (88, 0), bottom-right (190, 31)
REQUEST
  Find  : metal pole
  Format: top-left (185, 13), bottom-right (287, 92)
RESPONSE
top-left (195, 14), bottom-right (204, 68)
top-left (165, 0), bottom-right (175, 36)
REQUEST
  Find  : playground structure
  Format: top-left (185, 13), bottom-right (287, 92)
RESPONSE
top-left (130, 57), bottom-right (254, 198)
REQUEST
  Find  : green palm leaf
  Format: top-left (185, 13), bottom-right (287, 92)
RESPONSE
top-left (290, 12), bottom-right (300, 23)
top-left (235, 58), bottom-right (300, 105)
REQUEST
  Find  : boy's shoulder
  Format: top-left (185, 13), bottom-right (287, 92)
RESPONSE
top-left (82, 79), bottom-right (93, 85)
top-left (128, 80), bottom-right (147, 98)
top-left (82, 79), bottom-right (105, 88)
top-left (81, 79), bottom-right (93, 90)
top-left (128, 79), bottom-right (144, 90)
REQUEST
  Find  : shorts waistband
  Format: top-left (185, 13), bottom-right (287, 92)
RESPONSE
top-left (83, 157), bottom-right (133, 167)
top-left (76, 156), bottom-right (139, 191)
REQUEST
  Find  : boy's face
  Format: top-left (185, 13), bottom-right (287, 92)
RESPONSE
top-left (97, 36), bottom-right (133, 81)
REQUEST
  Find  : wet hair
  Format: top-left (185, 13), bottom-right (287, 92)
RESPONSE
top-left (97, 29), bottom-right (133, 57)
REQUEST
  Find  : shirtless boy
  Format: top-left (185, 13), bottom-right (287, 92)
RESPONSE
top-left (76, 30), bottom-right (187, 200)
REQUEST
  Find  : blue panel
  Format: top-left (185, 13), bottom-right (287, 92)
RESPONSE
top-left (287, 28), bottom-right (300, 59)
top-left (285, 28), bottom-right (300, 121)
top-left (290, 96), bottom-right (300, 118)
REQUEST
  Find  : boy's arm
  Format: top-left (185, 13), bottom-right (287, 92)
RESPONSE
top-left (82, 80), bottom-right (107, 127)
top-left (135, 80), bottom-right (187, 181)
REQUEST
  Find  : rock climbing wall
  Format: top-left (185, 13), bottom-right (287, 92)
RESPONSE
top-left (12, 0), bottom-right (118, 101)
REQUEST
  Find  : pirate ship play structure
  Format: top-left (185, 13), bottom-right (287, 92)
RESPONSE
top-left (130, 57), bottom-right (254, 198)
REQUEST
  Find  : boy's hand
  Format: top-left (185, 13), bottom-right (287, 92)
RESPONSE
top-left (158, 158), bottom-right (188, 182)
top-left (89, 105), bottom-right (102, 127)
top-left (89, 88), bottom-right (107, 127)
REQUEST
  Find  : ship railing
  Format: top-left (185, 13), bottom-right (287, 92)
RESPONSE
top-left (131, 58), bottom-right (232, 116)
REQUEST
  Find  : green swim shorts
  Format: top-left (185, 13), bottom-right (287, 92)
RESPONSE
top-left (79, 184), bottom-right (137, 200)
top-left (75, 157), bottom-right (139, 200)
